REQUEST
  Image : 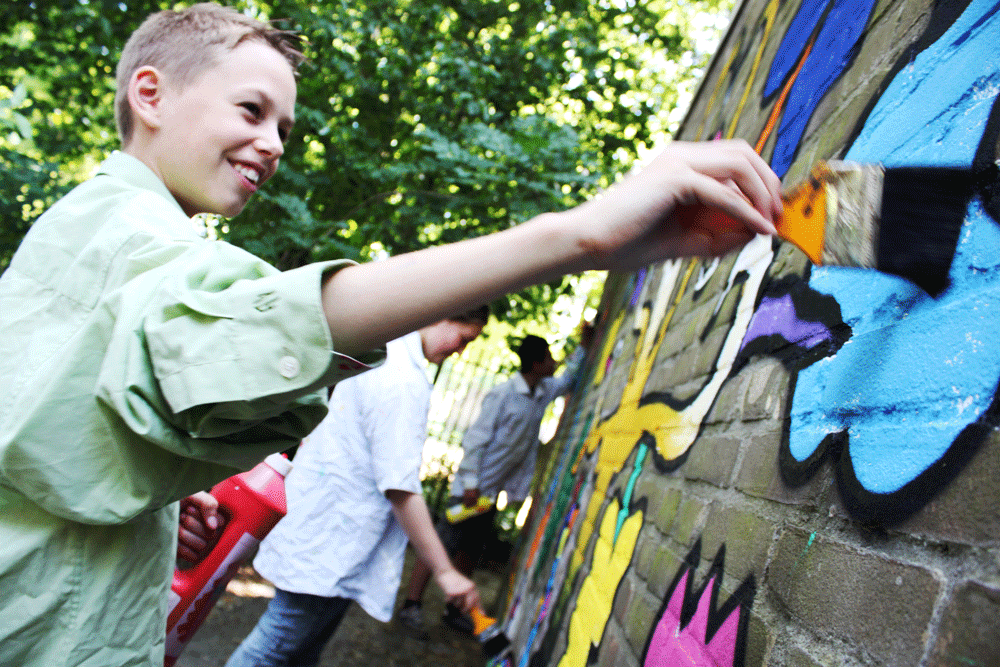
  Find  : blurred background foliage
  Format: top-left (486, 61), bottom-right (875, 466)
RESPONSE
top-left (0, 0), bottom-right (732, 326)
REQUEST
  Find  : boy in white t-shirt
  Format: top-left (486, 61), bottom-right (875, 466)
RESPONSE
top-left (226, 307), bottom-right (488, 666)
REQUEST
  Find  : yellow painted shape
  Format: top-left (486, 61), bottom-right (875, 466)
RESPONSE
top-left (575, 261), bottom-right (694, 560)
top-left (592, 310), bottom-right (625, 386)
top-left (695, 41), bottom-right (741, 140)
top-left (557, 498), bottom-right (643, 667)
top-left (557, 238), bottom-right (771, 665)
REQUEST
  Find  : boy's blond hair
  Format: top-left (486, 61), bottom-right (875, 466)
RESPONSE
top-left (114, 2), bottom-right (305, 145)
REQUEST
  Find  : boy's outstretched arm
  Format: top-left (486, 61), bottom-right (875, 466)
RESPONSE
top-left (322, 140), bottom-right (782, 356)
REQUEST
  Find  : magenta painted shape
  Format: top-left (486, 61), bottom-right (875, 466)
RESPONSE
top-left (644, 570), bottom-right (739, 667)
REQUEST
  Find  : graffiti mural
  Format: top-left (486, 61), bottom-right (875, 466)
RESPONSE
top-left (776, 0), bottom-right (1000, 524)
top-left (499, 0), bottom-right (1000, 665)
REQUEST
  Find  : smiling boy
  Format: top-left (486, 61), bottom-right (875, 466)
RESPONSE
top-left (0, 4), bottom-right (781, 666)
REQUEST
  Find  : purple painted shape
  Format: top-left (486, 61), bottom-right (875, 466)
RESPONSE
top-left (740, 293), bottom-right (834, 353)
top-left (630, 267), bottom-right (648, 307)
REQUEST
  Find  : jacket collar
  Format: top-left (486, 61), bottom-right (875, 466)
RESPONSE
top-left (401, 330), bottom-right (429, 371)
top-left (511, 372), bottom-right (533, 396)
top-left (97, 151), bottom-right (187, 217)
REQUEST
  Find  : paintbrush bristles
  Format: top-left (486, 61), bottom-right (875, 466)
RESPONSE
top-left (820, 161), bottom-right (885, 269)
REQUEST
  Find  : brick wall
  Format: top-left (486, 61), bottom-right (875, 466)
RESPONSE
top-left (498, 0), bottom-right (1000, 665)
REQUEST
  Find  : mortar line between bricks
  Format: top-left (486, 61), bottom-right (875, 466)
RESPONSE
top-left (917, 574), bottom-right (959, 667)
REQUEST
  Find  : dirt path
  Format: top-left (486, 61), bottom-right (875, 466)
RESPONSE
top-left (174, 548), bottom-right (502, 667)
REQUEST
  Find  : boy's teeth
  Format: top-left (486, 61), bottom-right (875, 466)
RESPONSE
top-left (235, 164), bottom-right (259, 183)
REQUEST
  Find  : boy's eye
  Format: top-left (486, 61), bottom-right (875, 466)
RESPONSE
top-left (240, 102), bottom-right (263, 117)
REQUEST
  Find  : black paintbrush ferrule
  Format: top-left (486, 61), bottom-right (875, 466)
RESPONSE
top-left (480, 625), bottom-right (511, 657)
top-left (876, 166), bottom-right (975, 296)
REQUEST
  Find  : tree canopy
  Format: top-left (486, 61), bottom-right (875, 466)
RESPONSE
top-left (0, 0), bottom-right (729, 324)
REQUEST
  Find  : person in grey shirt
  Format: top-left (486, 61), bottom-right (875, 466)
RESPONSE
top-left (398, 330), bottom-right (590, 636)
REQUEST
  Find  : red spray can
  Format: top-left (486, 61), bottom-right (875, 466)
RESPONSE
top-left (164, 453), bottom-right (292, 666)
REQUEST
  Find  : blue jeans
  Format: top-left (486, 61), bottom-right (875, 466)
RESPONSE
top-left (224, 589), bottom-right (352, 667)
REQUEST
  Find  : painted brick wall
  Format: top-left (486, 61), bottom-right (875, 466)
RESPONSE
top-left (497, 0), bottom-right (1000, 665)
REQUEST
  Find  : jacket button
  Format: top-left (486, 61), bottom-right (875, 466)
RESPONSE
top-left (278, 356), bottom-right (300, 378)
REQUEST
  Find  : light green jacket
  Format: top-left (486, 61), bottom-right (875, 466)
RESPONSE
top-left (0, 152), bottom-right (383, 666)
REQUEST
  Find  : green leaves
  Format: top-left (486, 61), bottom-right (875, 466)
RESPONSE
top-left (1, 83), bottom-right (32, 143)
top-left (0, 0), bottom-right (730, 324)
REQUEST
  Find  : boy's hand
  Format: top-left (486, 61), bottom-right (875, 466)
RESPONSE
top-left (462, 488), bottom-right (481, 508)
top-left (436, 567), bottom-right (481, 614)
top-left (177, 491), bottom-right (225, 564)
top-left (572, 140), bottom-right (783, 271)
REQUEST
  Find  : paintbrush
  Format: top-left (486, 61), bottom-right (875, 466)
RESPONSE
top-left (680, 160), bottom-right (994, 295)
top-left (469, 606), bottom-right (511, 658)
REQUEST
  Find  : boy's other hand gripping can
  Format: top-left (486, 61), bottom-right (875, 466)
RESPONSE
top-left (164, 453), bottom-right (292, 666)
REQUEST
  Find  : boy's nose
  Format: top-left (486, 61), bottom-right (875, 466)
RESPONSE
top-left (255, 125), bottom-right (285, 158)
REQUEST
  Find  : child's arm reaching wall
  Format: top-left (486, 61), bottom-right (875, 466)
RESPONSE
top-left (386, 488), bottom-right (482, 613)
top-left (321, 140), bottom-right (783, 356)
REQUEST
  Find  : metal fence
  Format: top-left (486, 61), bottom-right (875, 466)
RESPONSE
top-left (421, 344), bottom-right (511, 515)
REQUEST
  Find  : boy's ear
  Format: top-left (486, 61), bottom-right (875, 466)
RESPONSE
top-left (127, 66), bottom-right (168, 132)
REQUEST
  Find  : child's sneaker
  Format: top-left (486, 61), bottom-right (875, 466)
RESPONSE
top-left (396, 601), bottom-right (429, 640)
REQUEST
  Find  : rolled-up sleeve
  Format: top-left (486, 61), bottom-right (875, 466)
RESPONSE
top-left (2, 228), bottom-right (383, 524)
top-left (367, 371), bottom-right (428, 497)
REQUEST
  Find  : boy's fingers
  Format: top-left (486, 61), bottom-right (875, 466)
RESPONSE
top-left (704, 155), bottom-right (780, 224)
top-left (179, 511), bottom-right (213, 539)
top-left (684, 171), bottom-right (778, 236)
top-left (184, 491), bottom-right (222, 530)
top-left (675, 140), bottom-right (783, 222)
top-left (178, 524), bottom-right (209, 551)
top-left (458, 588), bottom-right (481, 614)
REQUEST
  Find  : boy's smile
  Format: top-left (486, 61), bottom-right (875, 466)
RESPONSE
top-left (128, 39), bottom-right (297, 218)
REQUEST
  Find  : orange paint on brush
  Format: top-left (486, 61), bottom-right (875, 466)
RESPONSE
top-left (777, 175), bottom-right (827, 265)
top-left (676, 169), bottom-right (829, 267)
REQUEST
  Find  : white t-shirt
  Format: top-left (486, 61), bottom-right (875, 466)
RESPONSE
top-left (253, 331), bottom-right (430, 622)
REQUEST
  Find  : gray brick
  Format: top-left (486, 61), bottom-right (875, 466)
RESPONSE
top-left (927, 580), bottom-right (1000, 667)
top-left (632, 470), bottom-right (662, 516)
top-left (692, 326), bottom-right (731, 385)
top-left (709, 370), bottom-right (746, 424)
top-left (769, 242), bottom-right (811, 279)
top-left (647, 545), bottom-right (685, 600)
top-left (741, 358), bottom-right (791, 422)
top-left (596, 618), bottom-right (622, 667)
top-left (664, 353), bottom-right (699, 394)
top-left (671, 495), bottom-right (710, 548)
top-left (784, 645), bottom-right (829, 667)
top-left (632, 530), bottom-right (657, 585)
top-left (768, 528), bottom-right (942, 666)
top-left (700, 504), bottom-right (776, 585)
top-left (654, 486), bottom-right (683, 536)
top-left (613, 571), bottom-right (634, 628)
top-left (623, 588), bottom-right (659, 658)
top-left (684, 427), bottom-right (743, 488)
top-left (896, 430), bottom-right (1000, 546)
top-left (744, 611), bottom-right (775, 667)
top-left (610, 615), bottom-right (641, 667)
top-left (735, 419), bottom-right (832, 509)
